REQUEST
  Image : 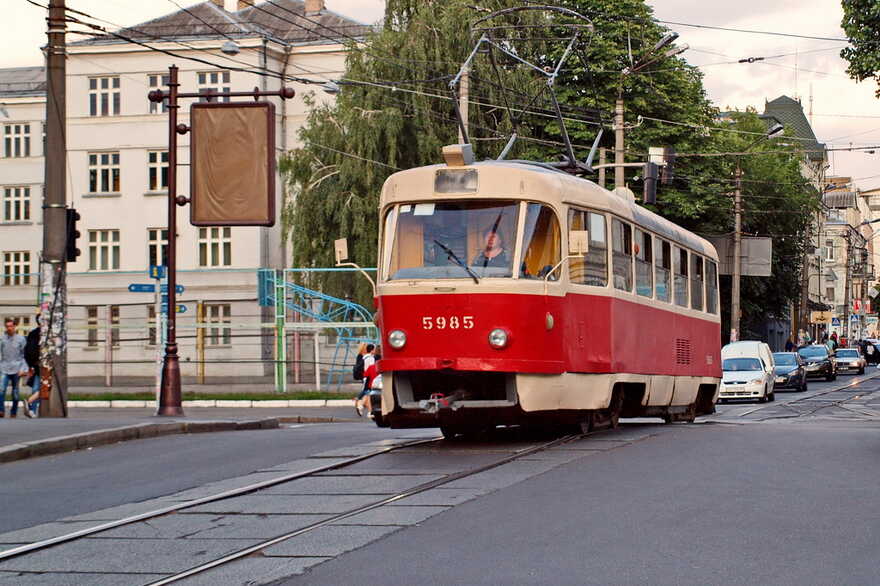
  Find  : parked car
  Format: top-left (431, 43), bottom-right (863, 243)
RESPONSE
top-left (720, 341), bottom-right (776, 403)
top-left (772, 352), bottom-right (808, 392)
top-left (797, 345), bottom-right (837, 381)
top-left (834, 347), bottom-right (866, 375)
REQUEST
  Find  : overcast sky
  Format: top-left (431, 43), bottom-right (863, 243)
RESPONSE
top-left (3, 0), bottom-right (878, 189)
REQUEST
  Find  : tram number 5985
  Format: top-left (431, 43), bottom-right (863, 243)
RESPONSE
top-left (422, 316), bottom-right (474, 330)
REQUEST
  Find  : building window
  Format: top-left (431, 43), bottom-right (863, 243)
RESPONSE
top-left (148, 74), bottom-right (170, 114)
top-left (88, 230), bottom-right (120, 270)
top-left (87, 306), bottom-right (98, 347)
top-left (3, 124), bottom-right (31, 158)
top-left (2, 251), bottom-right (31, 286)
top-left (3, 187), bottom-right (30, 221)
top-left (825, 240), bottom-right (835, 262)
top-left (148, 151), bottom-right (169, 191)
top-left (88, 152), bottom-right (120, 193)
top-left (199, 227), bottom-right (232, 267)
top-left (110, 305), bottom-right (120, 347)
top-left (198, 70), bottom-right (231, 102)
top-left (89, 76), bottom-right (120, 116)
top-left (826, 287), bottom-right (835, 302)
top-left (206, 303), bottom-right (231, 345)
top-left (147, 305), bottom-right (158, 346)
top-left (148, 228), bottom-right (169, 267)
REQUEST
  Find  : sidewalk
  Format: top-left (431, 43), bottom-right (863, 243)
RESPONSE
top-left (0, 405), bottom-right (362, 465)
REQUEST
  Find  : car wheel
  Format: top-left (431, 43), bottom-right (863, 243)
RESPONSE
top-left (768, 391), bottom-right (775, 402)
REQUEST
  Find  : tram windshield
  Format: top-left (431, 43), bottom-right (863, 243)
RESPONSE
top-left (386, 200), bottom-right (519, 280)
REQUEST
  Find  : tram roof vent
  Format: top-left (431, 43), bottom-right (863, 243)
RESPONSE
top-left (442, 144), bottom-right (474, 167)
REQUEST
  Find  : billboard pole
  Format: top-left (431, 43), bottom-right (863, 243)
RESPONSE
top-left (156, 65), bottom-right (183, 416)
top-left (148, 70), bottom-right (294, 416)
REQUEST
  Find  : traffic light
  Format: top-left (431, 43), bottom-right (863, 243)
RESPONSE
top-left (643, 162), bottom-right (659, 204)
top-left (65, 208), bottom-right (81, 262)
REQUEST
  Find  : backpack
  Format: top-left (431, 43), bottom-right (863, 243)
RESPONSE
top-left (353, 354), bottom-right (365, 381)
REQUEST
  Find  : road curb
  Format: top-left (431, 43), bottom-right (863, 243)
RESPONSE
top-left (0, 418), bottom-right (280, 465)
top-left (61, 399), bottom-right (357, 409)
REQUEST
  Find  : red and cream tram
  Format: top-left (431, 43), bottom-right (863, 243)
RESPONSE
top-left (372, 146), bottom-right (721, 436)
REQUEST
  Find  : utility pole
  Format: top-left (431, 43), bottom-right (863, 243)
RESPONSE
top-left (614, 91), bottom-right (624, 188)
top-left (731, 162), bottom-right (743, 341)
top-left (843, 232), bottom-right (851, 340)
top-left (458, 65), bottom-right (469, 144)
top-left (39, 0), bottom-right (68, 417)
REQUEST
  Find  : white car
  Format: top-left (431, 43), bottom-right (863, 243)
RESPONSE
top-left (720, 356), bottom-right (776, 403)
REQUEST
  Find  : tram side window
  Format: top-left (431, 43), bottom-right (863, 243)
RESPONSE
top-left (520, 203), bottom-right (561, 280)
top-left (611, 219), bottom-right (633, 292)
top-left (634, 229), bottom-right (653, 297)
top-left (567, 209), bottom-right (607, 286)
top-left (655, 239), bottom-right (671, 302)
top-left (690, 254), bottom-right (704, 311)
top-left (674, 246), bottom-right (689, 307)
top-left (706, 260), bottom-right (719, 314)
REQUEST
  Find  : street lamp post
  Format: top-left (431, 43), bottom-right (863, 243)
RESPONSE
top-left (616, 33), bottom-right (688, 188)
top-left (730, 122), bottom-right (785, 341)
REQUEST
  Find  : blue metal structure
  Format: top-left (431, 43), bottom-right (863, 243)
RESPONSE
top-left (258, 269), bottom-right (378, 388)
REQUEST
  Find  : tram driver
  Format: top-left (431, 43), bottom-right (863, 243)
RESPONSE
top-left (471, 228), bottom-right (510, 269)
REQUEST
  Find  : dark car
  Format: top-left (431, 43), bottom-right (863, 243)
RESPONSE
top-left (797, 345), bottom-right (836, 381)
top-left (772, 352), bottom-right (807, 392)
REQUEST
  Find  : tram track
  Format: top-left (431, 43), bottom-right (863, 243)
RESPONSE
top-left (0, 436), bottom-right (441, 563)
top-left (0, 430), bottom-right (585, 584)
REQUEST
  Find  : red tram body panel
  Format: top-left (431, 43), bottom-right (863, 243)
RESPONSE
top-left (369, 155), bottom-right (721, 433)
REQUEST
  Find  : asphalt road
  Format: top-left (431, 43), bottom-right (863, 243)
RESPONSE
top-left (282, 374), bottom-right (879, 586)
top-left (1, 371), bottom-right (876, 585)
top-left (0, 422), bottom-right (418, 534)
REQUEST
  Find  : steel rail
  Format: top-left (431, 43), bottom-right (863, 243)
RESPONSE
top-left (732, 371), bottom-right (880, 418)
top-left (146, 432), bottom-right (582, 585)
top-left (0, 436), bottom-right (440, 562)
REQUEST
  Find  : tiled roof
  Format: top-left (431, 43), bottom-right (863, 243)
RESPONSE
top-left (762, 95), bottom-right (825, 162)
top-left (0, 67), bottom-right (46, 98)
top-left (71, 0), bottom-right (371, 47)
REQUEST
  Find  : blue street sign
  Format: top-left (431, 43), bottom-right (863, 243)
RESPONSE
top-left (177, 304), bottom-right (187, 314)
top-left (128, 283), bottom-right (156, 293)
top-left (160, 284), bottom-right (184, 294)
top-left (850, 314), bottom-right (859, 322)
top-left (162, 294), bottom-right (168, 304)
top-left (831, 317), bottom-right (841, 326)
top-left (161, 303), bottom-right (187, 314)
top-left (149, 265), bottom-right (166, 280)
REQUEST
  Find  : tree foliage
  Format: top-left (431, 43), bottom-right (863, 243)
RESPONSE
top-left (281, 0), bottom-right (819, 339)
top-left (841, 0), bottom-right (880, 96)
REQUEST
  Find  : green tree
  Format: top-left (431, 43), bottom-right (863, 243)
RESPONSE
top-left (841, 0), bottom-right (880, 96)
top-left (281, 0), bottom-right (818, 338)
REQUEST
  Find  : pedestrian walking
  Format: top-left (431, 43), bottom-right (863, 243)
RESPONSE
top-left (23, 324), bottom-right (40, 417)
top-left (0, 318), bottom-right (28, 418)
top-left (784, 336), bottom-right (795, 352)
top-left (354, 343), bottom-right (375, 416)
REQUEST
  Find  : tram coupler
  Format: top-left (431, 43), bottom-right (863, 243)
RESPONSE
top-left (418, 391), bottom-right (468, 414)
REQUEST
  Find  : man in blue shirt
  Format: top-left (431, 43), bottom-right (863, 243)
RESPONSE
top-left (1, 318), bottom-right (28, 418)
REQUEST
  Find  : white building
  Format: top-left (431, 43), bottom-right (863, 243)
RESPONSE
top-left (0, 0), bottom-right (369, 384)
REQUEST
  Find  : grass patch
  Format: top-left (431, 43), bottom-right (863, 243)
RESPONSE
top-left (69, 391), bottom-right (352, 401)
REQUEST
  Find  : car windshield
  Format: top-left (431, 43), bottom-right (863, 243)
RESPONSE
top-left (773, 353), bottom-right (797, 366)
top-left (386, 200), bottom-right (519, 280)
top-left (837, 349), bottom-right (859, 358)
top-left (798, 346), bottom-right (828, 358)
top-left (723, 358), bottom-right (762, 371)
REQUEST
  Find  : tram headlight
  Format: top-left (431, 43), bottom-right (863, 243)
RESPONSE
top-left (488, 328), bottom-right (509, 349)
top-left (388, 329), bottom-right (407, 349)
